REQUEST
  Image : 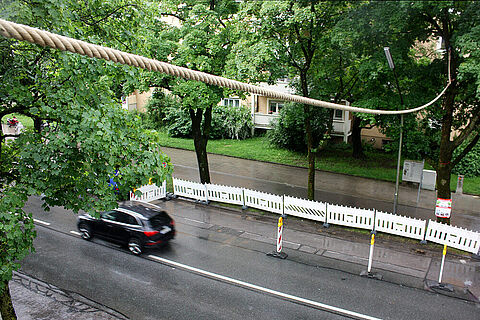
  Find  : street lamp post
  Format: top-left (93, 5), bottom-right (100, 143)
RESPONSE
top-left (384, 47), bottom-right (404, 215)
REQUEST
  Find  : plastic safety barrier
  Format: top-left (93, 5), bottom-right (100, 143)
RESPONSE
top-left (284, 195), bottom-right (326, 223)
top-left (206, 183), bottom-right (244, 206)
top-left (326, 205), bottom-right (374, 230)
top-left (173, 178), bottom-right (207, 202)
top-left (425, 220), bottom-right (480, 254)
top-left (375, 211), bottom-right (426, 241)
top-left (129, 181), bottom-right (166, 202)
top-left (243, 188), bottom-right (283, 214)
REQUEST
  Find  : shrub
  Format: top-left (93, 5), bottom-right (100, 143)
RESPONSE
top-left (268, 103), bottom-right (330, 152)
top-left (147, 91), bottom-right (253, 140)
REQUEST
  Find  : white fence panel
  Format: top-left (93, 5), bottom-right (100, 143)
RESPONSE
top-left (206, 183), bottom-right (244, 206)
top-left (243, 189), bottom-right (283, 214)
top-left (173, 178), bottom-right (207, 202)
top-left (425, 220), bottom-right (480, 254)
top-left (327, 205), bottom-right (374, 230)
top-left (375, 211), bottom-right (426, 240)
top-left (284, 196), bottom-right (326, 223)
top-left (130, 181), bottom-right (166, 202)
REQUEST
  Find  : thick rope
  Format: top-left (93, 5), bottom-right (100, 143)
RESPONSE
top-left (0, 18), bottom-right (448, 115)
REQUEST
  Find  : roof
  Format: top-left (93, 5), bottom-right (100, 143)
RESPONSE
top-left (117, 201), bottom-right (168, 219)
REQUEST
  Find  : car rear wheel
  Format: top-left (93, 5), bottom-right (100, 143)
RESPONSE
top-left (128, 238), bottom-right (142, 255)
top-left (79, 224), bottom-right (93, 241)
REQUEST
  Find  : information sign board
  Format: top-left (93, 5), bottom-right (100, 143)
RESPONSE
top-left (435, 198), bottom-right (452, 218)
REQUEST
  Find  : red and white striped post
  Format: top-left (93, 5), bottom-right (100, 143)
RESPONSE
top-left (277, 216), bottom-right (284, 253)
top-left (267, 215), bottom-right (288, 259)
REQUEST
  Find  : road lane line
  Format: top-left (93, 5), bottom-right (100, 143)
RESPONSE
top-left (70, 231), bottom-right (81, 236)
top-left (33, 219), bottom-right (51, 226)
top-left (148, 255), bottom-right (381, 320)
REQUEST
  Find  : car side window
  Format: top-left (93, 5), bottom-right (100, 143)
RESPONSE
top-left (101, 211), bottom-right (117, 221)
top-left (125, 214), bottom-right (139, 226)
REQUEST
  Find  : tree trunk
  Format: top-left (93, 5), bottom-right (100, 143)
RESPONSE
top-left (1, 281), bottom-right (17, 320)
top-left (304, 104), bottom-right (315, 200)
top-left (351, 115), bottom-right (364, 159)
top-left (300, 71), bottom-right (315, 200)
top-left (189, 107), bottom-right (211, 184)
top-left (435, 83), bottom-right (456, 225)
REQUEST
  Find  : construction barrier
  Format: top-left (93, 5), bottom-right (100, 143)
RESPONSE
top-left (135, 177), bottom-right (480, 256)
top-left (243, 189), bottom-right (283, 214)
top-left (284, 195), bottom-right (326, 223)
top-left (425, 220), bottom-right (480, 254)
top-left (375, 211), bottom-right (426, 241)
top-left (326, 205), bottom-right (374, 230)
top-left (130, 181), bottom-right (166, 202)
top-left (173, 177), bottom-right (207, 202)
top-left (206, 183), bottom-right (244, 206)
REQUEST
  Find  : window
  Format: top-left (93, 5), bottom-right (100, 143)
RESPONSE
top-left (222, 98), bottom-right (240, 107)
top-left (333, 109), bottom-right (343, 120)
top-left (268, 100), bottom-right (285, 114)
top-left (101, 211), bottom-right (139, 225)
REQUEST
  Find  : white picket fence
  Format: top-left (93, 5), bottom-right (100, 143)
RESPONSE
top-left (140, 177), bottom-right (480, 255)
top-left (173, 177), bottom-right (207, 202)
top-left (284, 196), bottom-right (326, 223)
top-left (425, 220), bottom-right (480, 254)
top-left (243, 189), bottom-right (283, 214)
top-left (206, 183), bottom-right (244, 206)
top-left (327, 205), bottom-right (374, 230)
top-left (375, 211), bottom-right (426, 241)
top-left (129, 181), bottom-right (166, 202)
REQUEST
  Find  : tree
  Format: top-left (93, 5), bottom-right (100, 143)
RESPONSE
top-left (144, 0), bottom-right (239, 184)
top-left (230, 0), bottom-right (345, 200)
top-left (0, 1), bottom-right (172, 318)
top-left (340, 1), bottom-right (480, 224)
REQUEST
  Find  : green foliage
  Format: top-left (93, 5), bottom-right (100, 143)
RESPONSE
top-left (148, 92), bottom-right (252, 140)
top-left (453, 140), bottom-right (480, 177)
top-left (268, 103), bottom-right (329, 152)
top-left (0, 0), bottom-right (172, 301)
top-left (0, 188), bottom-right (36, 289)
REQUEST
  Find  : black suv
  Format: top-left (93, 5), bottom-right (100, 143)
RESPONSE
top-left (77, 201), bottom-right (175, 255)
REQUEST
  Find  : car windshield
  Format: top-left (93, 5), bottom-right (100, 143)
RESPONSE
top-left (149, 212), bottom-right (171, 229)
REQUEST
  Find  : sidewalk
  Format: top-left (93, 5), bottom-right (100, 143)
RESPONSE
top-left (7, 272), bottom-right (127, 320)
top-left (164, 147), bottom-right (480, 231)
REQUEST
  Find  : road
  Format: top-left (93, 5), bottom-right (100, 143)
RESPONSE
top-left (20, 196), bottom-right (479, 320)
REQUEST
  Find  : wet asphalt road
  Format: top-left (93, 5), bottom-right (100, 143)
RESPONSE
top-left (20, 196), bottom-right (480, 320)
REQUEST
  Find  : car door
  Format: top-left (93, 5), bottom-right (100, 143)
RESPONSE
top-left (95, 210), bottom-right (118, 239)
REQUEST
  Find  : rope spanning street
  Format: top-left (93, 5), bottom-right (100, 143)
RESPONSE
top-left (0, 18), bottom-right (449, 116)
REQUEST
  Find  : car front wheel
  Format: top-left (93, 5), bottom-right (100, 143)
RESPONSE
top-left (128, 238), bottom-right (142, 255)
top-left (78, 224), bottom-right (93, 241)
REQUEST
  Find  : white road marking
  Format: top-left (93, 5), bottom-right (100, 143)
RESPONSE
top-left (183, 217), bottom-right (206, 224)
top-left (148, 255), bottom-right (381, 320)
top-left (70, 231), bottom-right (81, 236)
top-left (33, 219), bottom-right (51, 226)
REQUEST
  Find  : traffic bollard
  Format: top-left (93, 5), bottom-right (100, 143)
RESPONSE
top-left (267, 215), bottom-right (288, 259)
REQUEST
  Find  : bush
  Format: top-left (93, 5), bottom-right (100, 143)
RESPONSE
top-left (268, 103), bottom-right (330, 152)
top-left (453, 139), bottom-right (480, 177)
top-left (147, 91), bottom-right (253, 140)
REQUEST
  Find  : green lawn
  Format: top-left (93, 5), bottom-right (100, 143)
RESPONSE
top-left (155, 130), bottom-right (480, 196)
top-left (1, 113), bottom-right (34, 128)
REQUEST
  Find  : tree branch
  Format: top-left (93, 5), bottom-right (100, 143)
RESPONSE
top-left (452, 133), bottom-right (480, 168)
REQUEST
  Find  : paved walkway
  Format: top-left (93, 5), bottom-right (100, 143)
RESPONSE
top-left (164, 147), bottom-right (480, 231)
top-left (7, 272), bottom-right (127, 320)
